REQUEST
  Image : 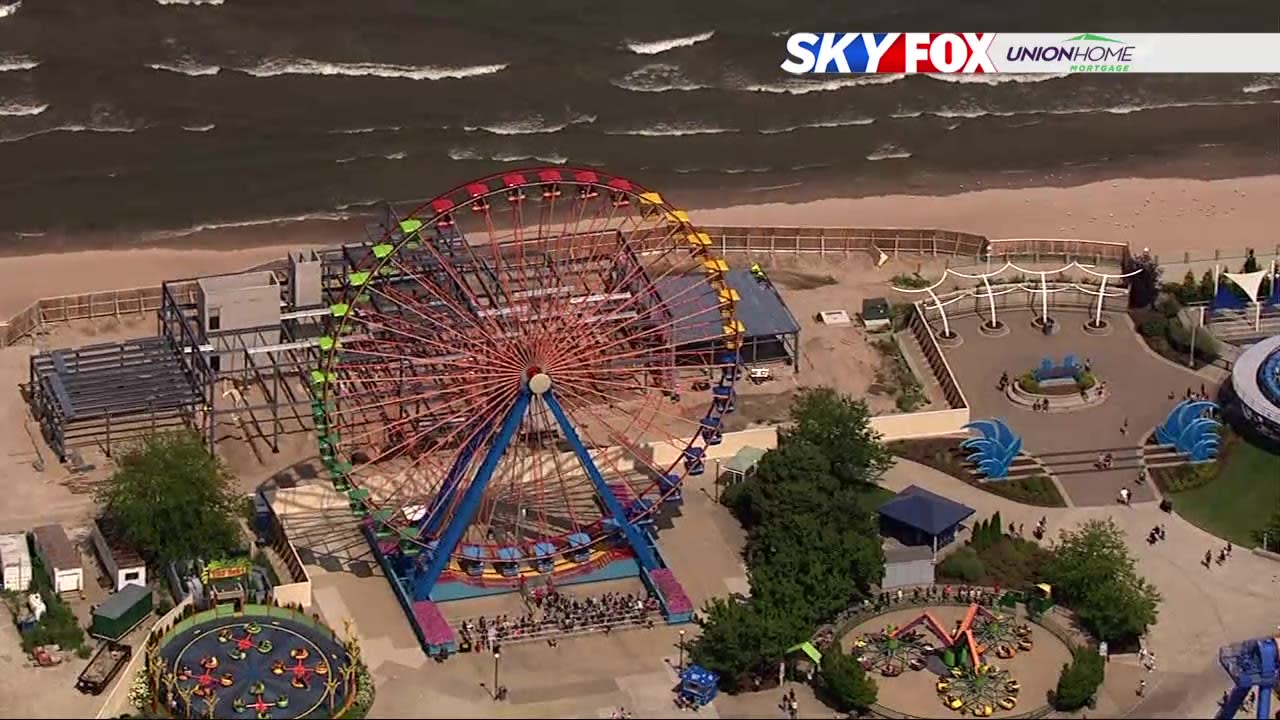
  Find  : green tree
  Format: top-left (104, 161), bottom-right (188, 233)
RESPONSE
top-left (95, 430), bottom-right (243, 566)
top-left (1041, 520), bottom-right (1161, 644)
top-left (784, 388), bottom-right (892, 488)
top-left (1179, 270), bottom-right (1198, 303)
top-left (1199, 270), bottom-right (1216, 302)
top-left (688, 597), bottom-right (803, 682)
top-left (1053, 647), bottom-right (1105, 710)
top-left (723, 441), bottom-right (833, 529)
top-left (820, 648), bottom-right (878, 713)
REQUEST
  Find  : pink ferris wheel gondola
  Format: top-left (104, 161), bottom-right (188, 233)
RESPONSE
top-left (313, 168), bottom-right (743, 606)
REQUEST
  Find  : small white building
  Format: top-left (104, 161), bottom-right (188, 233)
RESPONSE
top-left (881, 542), bottom-right (936, 590)
top-left (31, 524), bottom-right (83, 595)
top-left (0, 532), bottom-right (33, 592)
top-left (90, 518), bottom-right (147, 592)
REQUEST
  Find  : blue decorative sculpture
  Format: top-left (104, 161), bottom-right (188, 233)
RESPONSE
top-left (1155, 400), bottom-right (1222, 461)
top-left (1034, 355), bottom-right (1082, 382)
top-left (961, 418), bottom-right (1023, 480)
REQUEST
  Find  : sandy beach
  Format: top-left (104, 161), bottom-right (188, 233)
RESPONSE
top-left (0, 174), bottom-right (1275, 318)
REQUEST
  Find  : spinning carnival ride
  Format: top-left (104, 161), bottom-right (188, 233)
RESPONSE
top-left (313, 169), bottom-right (742, 609)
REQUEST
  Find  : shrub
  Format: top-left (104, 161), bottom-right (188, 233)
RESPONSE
top-left (986, 475), bottom-right (1066, 508)
top-left (938, 546), bottom-right (985, 582)
top-left (1054, 647), bottom-right (1105, 710)
top-left (1155, 295), bottom-right (1182, 318)
top-left (1018, 372), bottom-right (1040, 393)
top-left (890, 273), bottom-right (930, 289)
top-left (1138, 315), bottom-right (1168, 338)
top-left (1076, 370), bottom-right (1096, 390)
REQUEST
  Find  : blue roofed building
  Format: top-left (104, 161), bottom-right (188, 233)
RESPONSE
top-left (656, 268), bottom-right (801, 370)
top-left (877, 485), bottom-right (976, 552)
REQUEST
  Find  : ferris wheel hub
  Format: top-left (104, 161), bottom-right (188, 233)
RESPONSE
top-left (527, 372), bottom-right (553, 395)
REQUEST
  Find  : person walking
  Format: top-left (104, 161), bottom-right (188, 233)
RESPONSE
top-left (1138, 679), bottom-right (1147, 697)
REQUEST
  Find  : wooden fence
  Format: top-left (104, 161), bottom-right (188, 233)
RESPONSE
top-left (0, 228), bottom-right (1133, 348)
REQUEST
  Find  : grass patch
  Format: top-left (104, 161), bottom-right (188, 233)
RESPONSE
top-left (2, 539), bottom-right (88, 654)
top-left (986, 475), bottom-right (1066, 507)
top-left (888, 438), bottom-right (1066, 507)
top-left (1165, 435), bottom-right (1280, 547)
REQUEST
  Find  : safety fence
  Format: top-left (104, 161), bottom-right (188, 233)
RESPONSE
top-left (908, 304), bottom-right (969, 410)
top-left (0, 228), bottom-right (1135, 347)
top-left (0, 283), bottom-right (200, 348)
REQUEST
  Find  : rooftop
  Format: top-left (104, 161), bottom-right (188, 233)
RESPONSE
top-left (655, 269), bottom-right (800, 347)
top-left (877, 485), bottom-right (975, 537)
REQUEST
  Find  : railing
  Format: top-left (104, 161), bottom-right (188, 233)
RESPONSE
top-left (1, 283), bottom-right (200, 347)
top-left (908, 305), bottom-right (969, 410)
top-left (0, 228), bottom-right (1135, 347)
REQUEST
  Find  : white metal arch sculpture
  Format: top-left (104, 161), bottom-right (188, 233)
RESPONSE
top-left (892, 260), bottom-right (1141, 334)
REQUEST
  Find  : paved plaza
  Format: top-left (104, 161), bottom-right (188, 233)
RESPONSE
top-left (882, 459), bottom-right (1280, 719)
top-left (937, 312), bottom-right (1215, 507)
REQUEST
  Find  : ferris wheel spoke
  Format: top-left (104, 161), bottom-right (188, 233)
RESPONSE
top-left (328, 371), bottom-right (512, 429)
top-left (544, 384), bottom-right (669, 500)
top-left (357, 285), bottom-right (527, 371)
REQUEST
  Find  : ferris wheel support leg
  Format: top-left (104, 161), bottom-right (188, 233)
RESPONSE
top-left (413, 390), bottom-right (533, 602)
top-left (542, 390), bottom-right (661, 572)
top-left (418, 430), bottom-right (488, 540)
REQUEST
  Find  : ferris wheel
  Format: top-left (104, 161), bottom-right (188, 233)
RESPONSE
top-left (314, 168), bottom-right (743, 601)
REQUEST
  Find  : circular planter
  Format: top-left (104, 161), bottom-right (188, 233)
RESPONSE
top-left (979, 320), bottom-right (1009, 338)
top-left (1082, 319), bottom-right (1112, 336)
top-left (935, 330), bottom-right (964, 348)
top-left (1007, 377), bottom-right (1107, 412)
top-left (1031, 316), bottom-right (1060, 335)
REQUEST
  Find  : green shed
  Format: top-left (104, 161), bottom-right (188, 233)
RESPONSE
top-left (90, 584), bottom-right (153, 641)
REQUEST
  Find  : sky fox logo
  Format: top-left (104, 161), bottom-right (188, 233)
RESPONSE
top-left (780, 33), bottom-right (996, 74)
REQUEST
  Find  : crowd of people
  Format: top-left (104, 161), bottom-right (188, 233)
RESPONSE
top-left (457, 588), bottom-right (659, 651)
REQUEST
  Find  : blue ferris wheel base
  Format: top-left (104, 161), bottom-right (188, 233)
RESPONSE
top-left (358, 383), bottom-right (697, 657)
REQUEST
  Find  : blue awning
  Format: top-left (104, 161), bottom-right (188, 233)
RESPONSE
top-left (877, 485), bottom-right (976, 537)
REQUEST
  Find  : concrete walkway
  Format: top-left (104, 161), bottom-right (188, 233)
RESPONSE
top-left (883, 458), bottom-right (1280, 719)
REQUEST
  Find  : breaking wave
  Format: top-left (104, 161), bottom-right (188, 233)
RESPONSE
top-left (866, 143), bottom-right (912, 161)
top-left (148, 61), bottom-right (221, 76)
top-left (0, 55), bottom-right (39, 72)
top-left (448, 147), bottom-right (567, 164)
top-left (463, 113), bottom-right (595, 135)
top-left (611, 64), bottom-right (709, 93)
top-left (0, 125), bottom-right (137, 144)
top-left (624, 31), bottom-right (715, 56)
top-left (181, 124), bottom-right (215, 132)
top-left (239, 58), bottom-right (509, 80)
top-left (0, 101), bottom-right (48, 117)
top-left (759, 117), bottom-right (874, 135)
top-left (155, 0), bottom-right (225, 5)
top-left (606, 123), bottom-right (737, 137)
top-left (0, 2), bottom-right (21, 19)
top-left (1242, 79), bottom-right (1280, 94)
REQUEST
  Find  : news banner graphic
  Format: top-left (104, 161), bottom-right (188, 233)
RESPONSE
top-left (781, 33), bottom-right (1280, 74)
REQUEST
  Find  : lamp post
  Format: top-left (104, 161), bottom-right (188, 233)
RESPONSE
top-left (678, 629), bottom-right (686, 670)
top-left (493, 650), bottom-right (501, 701)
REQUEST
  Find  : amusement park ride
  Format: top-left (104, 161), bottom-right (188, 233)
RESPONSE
top-left (309, 169), bottom-right (742, 651)
top-left (1217, 635), bottom-right (1279, 720)
top-left (855, 603), bottom-right (1032, 716)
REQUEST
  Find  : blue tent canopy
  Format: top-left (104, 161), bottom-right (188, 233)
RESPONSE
top-left (877, 485), bottom-right (975, 537)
